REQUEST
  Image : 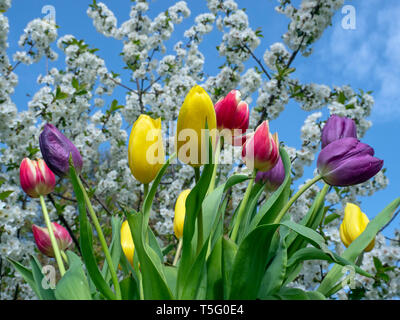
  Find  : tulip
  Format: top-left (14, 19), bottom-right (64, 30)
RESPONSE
top-left (317, 137), bottom-right (383, 187)
top-left (255, 156), bottom-right (285, 192)
top-left (128, 115), bottom-right (165, 184)
top-left (175, 85), bottom-right (217, 167)
top-left (339, 203), bottom-right (375, 252)
top-left (173, 189), bottom-right (191, 239)
top-left (242, 120), bottom-right (280, 171)
top-left (32, 222), bottom-right (72, 258)
top-left (39, 123), bottom-right (83, 177)
top-left (20, 158), bottom-right (56, 198)
top-left (214, 90), bottom-right (249, 142)
top-left (321, 114), bottom-right (357, 148)
top-left (120, 220), bottom-right (135, 266)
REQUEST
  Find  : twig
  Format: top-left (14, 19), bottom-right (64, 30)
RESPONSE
top-left (53, 193), bottom-right (77, 202)
top-left (380, 209), bottom-right (400, 233)
top-left (242, 44), bottom-right (272, 80)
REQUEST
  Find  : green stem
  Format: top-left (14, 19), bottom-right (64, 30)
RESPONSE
top-left (138, 271), bottom-right (144, 300)
top-left (39, 195), bottom-right (66, 276)
top-left (143, 183), bottom-right (149, 199)
top-left (194, 167), bottom-right (200, 183)
top-left (230, 172), bottom-right (256, 243)
top-left (61, 250), bottom-right (68, 265)
top-left (207, 136), bottom-right (222, 194)
top-left (172, 238), bottom-right (183, 266)
top-left (76, 176), bottom-right (122, 300)
top-left (273, 174), bottom-right (323, 224)
top-left (193, 167), bottom-right (203, 253)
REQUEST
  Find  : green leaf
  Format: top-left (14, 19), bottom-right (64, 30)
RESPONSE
top-left (147, 226), bottom-right (164, 263)
top-left (221, 237), bottom-right (237, 300)
top-left (271, 287), bottom-right (325, 300)
top-left (0, 190), bottom-right (13, 200)
top-left (101, 216), bottom-right (122, 285)
top-left (324, 212), bottom-right (340, 225)
top-left (69, 162), bottom-right (116, 300)
top-left (206, 236), bottom-right (223, 300)
top-left (258, 235), bottom-right (287, 298)
top-left (163, 266), bottom-right (178, 297)
top-left (30, 256), bottom-right (56, 300)
top-left (229, 224), bottom-right (279, 299)
top-left (55, 251), bottom-right (92, 300)
top-left (125, 210), bottom-right (173, 299)
top-left (318, 197), bottom-right (400, 296)
top-left (248, 147), bottom-right (291, 229)
top-left (119, 276), bottom-right (140, 300)
top-left (7, 258), bottom-right (40, 298)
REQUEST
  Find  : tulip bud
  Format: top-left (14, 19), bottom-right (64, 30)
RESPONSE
top-left (128, 115), bottom-right (165, 184)
top-left (120, 220), bottom-right (135, 266)
top-left (242, 120), bottom-right (280, 171)
top-left (255, 156), bottom-right (285, 192)
top-left (339, 203), bottom-right (375, 252)
top-left (174, 189), bottom-right (191, 239)
top-left (175, 85), bottom-right (217, 167)
top-left (32, 222), bottom-right (72, 257)
top-left (39, 124), bottom-right (83, 177)
top-left (317, 137), bottom-right (383, 187)
top-left (321, 114), bottom-right (357, 148)
top-left (19, 158), bottom-right (56, 198)
top-left (214, 90), bottom-right (249, 143)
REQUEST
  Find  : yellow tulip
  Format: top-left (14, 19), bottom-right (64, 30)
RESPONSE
top-left (120, 220), bottom-right (135, 266)
top-left (339, 203), bottom-right (375, 252)
top-left (175, 85), bottom-right (217, 167)
top-left (174, 189), bottom-right (191, 239)
top-left (128, 114), bottom-right (165, 184)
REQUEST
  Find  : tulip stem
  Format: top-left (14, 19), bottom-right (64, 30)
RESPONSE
top-left (194, 167), bottom-right (200, 183)
top-left (61, 250), bottom-right (69, 265)
top-left (173, 238), bottom-right (183, 266)
top-left (76, 176), bottom-right (122, 300)
top-left (193, 167), bottom-right (204, 253)
top-left (143, 183), bottom-right (149, 199)
top-left (39, 195), bottom-right (66, 277)
top-left (230, 171), bottom-right (256, 243)
top-left (273, 174), bottom-right (323, 224)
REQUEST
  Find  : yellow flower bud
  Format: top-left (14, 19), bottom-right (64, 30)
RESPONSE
top-left (339, 203), bottom-right (375, 252)
top-left (175, 85), bottom-right (217, 167)
top-left (128, 114), bottom-right (165, 184)
top-left (174, 189), bottom-right (191, 239)
top-left (120, 220), bottom-right (135, 266)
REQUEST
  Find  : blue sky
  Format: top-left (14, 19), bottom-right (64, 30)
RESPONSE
top-left (4, 0), bottom-right (400, 237)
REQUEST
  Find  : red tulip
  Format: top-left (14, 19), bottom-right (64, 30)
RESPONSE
top-left (19, 158), bottom-right (56, 198)
top-left (32, 223), bottom-right (72, 258)
top-left (242, 120), bottom-right (280, 171)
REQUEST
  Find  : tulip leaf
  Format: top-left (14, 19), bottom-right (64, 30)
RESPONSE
top-left (147, 225), bottom-right (164, 263)
top-left (222, 237), bottom-right (237, 299)
top-left (29, 255), bottom-right (56, 300)
top-left (229, 224), bottom-right (279, 299)
top-left (257, 235), bottom-right (288, 298)
top-left (7, 257), bottom-right (41, 299)
top-left (101, 216), bottom-right (122, 285)
top-left (206, 236), bottom-right (223, 300)
top-left (269, 287), bottom-right (326, 300)
top-left (163, 266), bottom-right (178, 297)
top-left (125, 210), bottom-right (173, 299)
top-left (248, 147), bottom-right (292, 229)
top-left (69, 162), bottom-right (117, 300)
top-left (287, 247), bottom-right (372, 278)
top-left (55, 251), bottom-right (92, 300)
top-left (318, 197), bottom-right (400, 297)
top-left (119, 275), bottom-right (140, 300)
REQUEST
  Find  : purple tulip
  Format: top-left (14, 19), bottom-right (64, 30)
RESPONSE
top-left (321, 115), bottom-right (357, 148)
top-left (39, 124), bottom-right (83, 177)
top-left (317, 137), bottom-right (383, 187)
top-left (255, 156), bottom-right (285, 192)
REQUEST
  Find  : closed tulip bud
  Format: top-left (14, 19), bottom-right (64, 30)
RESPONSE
top-left (175, 85), bottom-right (217, 167)
top-left (339, 203), bottom-right (375, 252)
top-left (321, 115), bottom-right (357, 148)
top-left (20, 158), bottom-right (56, 198)
top-left (174, 189), bottom-right (191, 239)
top-left (32, 223), bottom-right (72, 257)
top-left (242, 120), bottom-right (280, 171)
top-left (39, 124), bottom-right (83, 177)
top-left (214, 90), bottom-right (249, 142)
top-left (255, 156), bottom-right (285, 192)
top-left (128, 115), bottom-right (165, 184)
top-left (120, 220), bottom-right (135, 266)
top-left (317, 137), bottom-right (383, 187)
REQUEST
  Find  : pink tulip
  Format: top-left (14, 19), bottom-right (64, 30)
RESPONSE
top-left (19, 158), bottom-right (56, 198)
top-left (32, 223), bottom-right (72, 258)
top-left (214, 90), bottom-right (249, 143)
top-left (242, 120), bottom-right (280, 171)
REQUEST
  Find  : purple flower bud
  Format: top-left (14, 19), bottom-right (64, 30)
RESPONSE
top-left (255, 156), bottom-right (285, 192)
top-left (317, 137), bottom-right (383, 187)
top-left (321, 115), bottom-right (357, 148)
top-left (39, 124), bottom-right (83, 177)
